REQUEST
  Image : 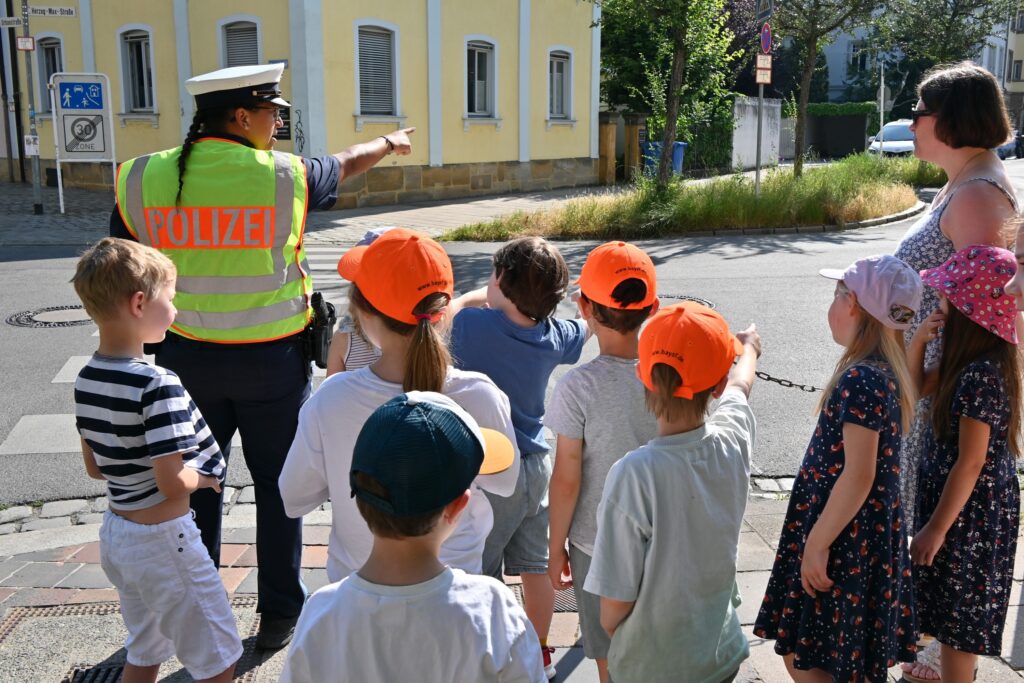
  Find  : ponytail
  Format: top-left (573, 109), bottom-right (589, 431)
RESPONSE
top-left (349, 285), bottom-right (451, 393)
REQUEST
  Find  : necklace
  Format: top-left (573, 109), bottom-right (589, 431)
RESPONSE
top-left (944, 149), bottom-right (989, 193)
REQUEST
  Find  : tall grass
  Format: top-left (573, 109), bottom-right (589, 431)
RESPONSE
top-left (443, 154), bottom-right (933, 241)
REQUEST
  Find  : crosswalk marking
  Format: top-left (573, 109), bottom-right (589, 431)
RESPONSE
top-left (53, 356), bottom-right (93, 383)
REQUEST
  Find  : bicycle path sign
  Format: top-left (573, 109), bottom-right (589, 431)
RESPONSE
top-left (50, 72), bottom-right (114, 162)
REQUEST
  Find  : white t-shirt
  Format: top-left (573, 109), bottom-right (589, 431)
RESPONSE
top-left (280, 366), bottom-right (521, 581)
top-left (279, 567), bottom-right (546, 683)
top-left (583, 388), bottom-right (755, 683)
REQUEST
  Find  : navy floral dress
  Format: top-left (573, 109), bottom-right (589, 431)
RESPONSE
top-left (754, 361), bottom-right (917, 681)
top-left (914, 358), bottom-right (1019, 655)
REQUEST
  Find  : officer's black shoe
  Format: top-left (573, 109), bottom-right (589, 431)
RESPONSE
top-left (256, 615), bottom-right (299, 650)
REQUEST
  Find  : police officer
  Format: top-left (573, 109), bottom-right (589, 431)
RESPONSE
top-left (109, 64), bottom-right (413, 649)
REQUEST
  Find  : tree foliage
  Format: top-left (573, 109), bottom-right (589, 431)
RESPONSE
top-left (600, 0), bottom-right (740, 182)
top-left (881, 0), bottom-right (1016, 65)
top-left (773, 0), bottom-right (883, 176)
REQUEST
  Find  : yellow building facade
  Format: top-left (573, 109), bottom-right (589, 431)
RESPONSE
top-left (1, 0), bottom-right (600, 206)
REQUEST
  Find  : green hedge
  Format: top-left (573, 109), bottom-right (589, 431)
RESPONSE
top-left (806, 101), bottom-right (878, 117)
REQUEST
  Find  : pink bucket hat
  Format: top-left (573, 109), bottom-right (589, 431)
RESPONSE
top-left (920, 244), bottom-right (1019, 344)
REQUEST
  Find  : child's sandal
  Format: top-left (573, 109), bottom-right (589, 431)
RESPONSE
top-left (901, 639), bottom-right (978, 683)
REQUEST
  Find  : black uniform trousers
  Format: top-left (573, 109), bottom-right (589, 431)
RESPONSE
top-left (156, 331), bottom-right (309, 619)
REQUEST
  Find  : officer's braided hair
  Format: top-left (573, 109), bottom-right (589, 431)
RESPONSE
top-left (176, 110), bottom-right (206, 205)
top-left (175, 106), bottom-right (235, 205)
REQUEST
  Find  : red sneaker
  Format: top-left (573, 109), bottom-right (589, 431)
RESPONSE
top-left (543, 646), bottom-right (556, 679)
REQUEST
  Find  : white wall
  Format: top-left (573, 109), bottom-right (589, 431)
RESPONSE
top-left (732, 96), bottom-right (781, 170)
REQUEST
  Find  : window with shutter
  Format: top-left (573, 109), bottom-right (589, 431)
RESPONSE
top-left (467, 41), bottom-right (494, 116)
top-left (224, 21), bottom-right (259, 67)
top-left (549, 52), bottom-right (569, 118)
top-left (122, 31), bottom-right (153, 112)
top-left (38, 38), bottom-right (62, 111)
top-left (358, 27), bottom-right (395, 116)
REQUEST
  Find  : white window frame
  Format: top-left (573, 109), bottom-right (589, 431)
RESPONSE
top-left (34, 32), bottom-right (63, 114)
top-left (547, 46), bottom-right (575, 127)
top-left (353, 19), bottom-right (405, 131)
top-left (463, 35), bottom-right (501, 130)
top-left (1014, 60), bottom-right (1023, 82)
top-left (218, 15), bottom-right (264, 68)
top-left (116, 23), bottom-right (158, 126)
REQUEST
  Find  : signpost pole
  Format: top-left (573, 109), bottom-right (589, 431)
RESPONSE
top-left (49, 79), bottom-right (63, 214)
top-left (878, 58), bottom-right (885, 157)
top-left (20, 0), bottom-right (42, 214)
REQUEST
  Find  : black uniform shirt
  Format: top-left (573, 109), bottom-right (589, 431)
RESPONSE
top-left (109, 133), bottom-right (342, 239)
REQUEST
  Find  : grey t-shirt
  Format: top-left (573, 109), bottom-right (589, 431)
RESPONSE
top-left (545, 355), bottom-right (658, 553)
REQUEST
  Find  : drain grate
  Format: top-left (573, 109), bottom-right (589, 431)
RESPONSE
top-left (510, 584), bottom-right (577, 613)
top-left (62, 663), bottom-right (123, 683)
top-left (6, 305), bottom-right (93, 328)
top-left (658, 293), bottom-right (716, 309)
top-left (1, 598), bottom-right (264, 682)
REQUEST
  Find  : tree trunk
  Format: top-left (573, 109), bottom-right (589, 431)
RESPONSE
top-left (793, 36), bottom-right (818, 178)
top-left (658, 30), bottom-right (688, 188)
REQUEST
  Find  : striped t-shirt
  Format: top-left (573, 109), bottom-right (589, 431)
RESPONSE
top-left (74, 354), bottom-right (225, 511)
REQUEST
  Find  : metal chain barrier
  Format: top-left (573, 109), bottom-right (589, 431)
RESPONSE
top-left (755, 370), bottom-right (821, 393)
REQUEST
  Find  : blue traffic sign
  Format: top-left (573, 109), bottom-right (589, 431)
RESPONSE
top-left (58, 81), bottom-right (103, 110)
top-left (760, 23), bottom-right (772, 54)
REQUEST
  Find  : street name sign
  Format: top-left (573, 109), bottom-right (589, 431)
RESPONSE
top-left (29, 6), bottom-right (76, 17)
top-left (0, 17), bottom-right (24, 27)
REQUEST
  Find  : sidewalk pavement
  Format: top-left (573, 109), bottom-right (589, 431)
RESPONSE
top-left (0, 180), bottom-right (621, 248)
top-left (2, 491), bottom-right (1023, 681)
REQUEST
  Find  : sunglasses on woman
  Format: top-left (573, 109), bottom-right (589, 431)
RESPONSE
top-left (909, 109), bottom-right (933, 123)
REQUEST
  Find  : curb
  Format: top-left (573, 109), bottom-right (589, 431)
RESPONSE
top-left (678, 200), bottom-right (927, 238)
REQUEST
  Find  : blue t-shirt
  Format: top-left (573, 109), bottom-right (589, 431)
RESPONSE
top-left (450, 307), bottom-right (588, 455)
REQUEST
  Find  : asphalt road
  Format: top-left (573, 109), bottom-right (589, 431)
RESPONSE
top-left (1, 159), bottom-right (1022, 505)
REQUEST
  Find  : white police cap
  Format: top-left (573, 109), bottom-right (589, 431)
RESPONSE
top-left (185, 64), bottom-right (291, 110)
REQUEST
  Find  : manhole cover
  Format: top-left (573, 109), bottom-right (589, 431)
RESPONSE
top-left (658, 293), bottom-right (716, 309)
top-left (6, 305), bottom-right (92, 328)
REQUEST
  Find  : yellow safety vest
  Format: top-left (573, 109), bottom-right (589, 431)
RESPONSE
top-left (115, 137), bottom-right (312, 343)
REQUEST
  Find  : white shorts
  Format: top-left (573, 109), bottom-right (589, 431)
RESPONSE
top-left (99, 510), bottom-right (242, 679)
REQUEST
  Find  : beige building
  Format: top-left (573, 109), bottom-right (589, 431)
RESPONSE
top-left (1, 0), bottom-right (601, 206)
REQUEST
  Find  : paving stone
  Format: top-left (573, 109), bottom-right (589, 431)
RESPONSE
top-left (13, 545), bottom-right (83, 562)
top-left (302, 568), bottom-right (330, 593)
top-left (302, 525), bottom-right (330, 546)
top-left (55, 564), bottom-right (113, 589)
top-left (303, 509), bottom-right (332, 525)
top-left (68, 542), bottom-right (101, 564)
top-left (2, 587), bottom-right (78, 607)
top-left (91, 497), bottom-right (108, 512)
top-left (67, 588), bottom-right (119, 603)
top-left (21, 517), bottom-right (72, 532)
top-left (0, 506), bottom-right (32, 523)
top-left (236, 568), bottom-right (259, 594)
top-left (237, 486), bottom-right (256, 504)
top-left (755, 478), bottom-right (781, 492)
top-left (777, 478), bottom-right (796, 492)
top-left (301, 545), bottom-right (328, 569)
top-left (222, 527), bottom-right (257, 544)
top-left (0, 562), bottom-right (83, 588)
top-left (76, 513), bottom-right (105, 525)
top-left (39, 500), bottom-right (89, 519)
top-left (0, 524), bottom-right (15, 536)
top-left (737, 532), bottom-right (777, 572)
top-left (220, 544), bottom-right (250, 567)
top-left (229, 504), bottom-right (257, 517)
top-left (219, 567), bottom-right (251, 594)
top-left (1003, 605), bottom-right (1024, 668)
top-left (222, 486), bottom-right (238, 503)
top-left (0, 559), bottom-right (30, 583)
top-left (735, 571), bottom-right (771, 626)
top-left (744, 513), bottom-right (786, 548)
top-left (234, 546), bottom-right (258, 567)
top-left (548, 612), bottom-right (580, 648)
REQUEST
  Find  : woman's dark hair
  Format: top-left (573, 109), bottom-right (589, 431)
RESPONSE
top-left (933, 305), bottom-right (1022, 455)
top-left (918, 62), bottom-right (1011, 150)
top-left (176, 106), bottom-right (237, 204)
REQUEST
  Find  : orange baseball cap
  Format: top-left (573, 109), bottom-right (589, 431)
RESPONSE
top-left (576, 241), bottom-right (657, 309)
top-left (637, 302), bottom-right (743, 398)
top-left (337, 227), bottom-right (454, 325)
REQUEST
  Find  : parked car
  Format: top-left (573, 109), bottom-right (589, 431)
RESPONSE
top-left (995, 130), bottom-right (1018, 160)
top-left (867, 120), bottom-right (915, 155)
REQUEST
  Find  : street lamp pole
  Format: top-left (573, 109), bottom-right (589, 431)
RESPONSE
top-left (878, 57), bottom-right (885, 157)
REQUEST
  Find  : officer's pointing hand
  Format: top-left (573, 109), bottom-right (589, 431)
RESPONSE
top-left (388, 127), bottom-right (416, 156)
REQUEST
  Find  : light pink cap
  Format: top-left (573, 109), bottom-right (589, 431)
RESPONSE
top-left (820, 255), bottom-right (922, 330)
